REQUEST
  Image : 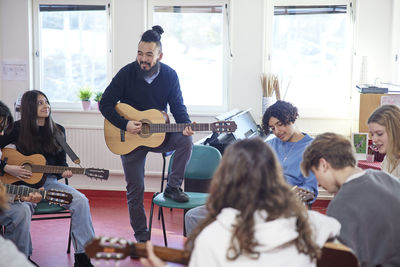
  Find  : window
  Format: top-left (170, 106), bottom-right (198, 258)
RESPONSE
top-left (148, 0), bottom-right (229, 113)
top-left (265, 1), bottom-right (354, 117)
top-left (33, 0), bottom-right (111, 108)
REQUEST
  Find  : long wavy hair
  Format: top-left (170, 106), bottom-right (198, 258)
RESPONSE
top-left (16, 90), bottom-right (63, 155)
top-left (0, 100), bottom-right (14, 134)
top-left (185, 138), bottom-right (320, 261)
top-left (368, 105), bottom-right (400, 172)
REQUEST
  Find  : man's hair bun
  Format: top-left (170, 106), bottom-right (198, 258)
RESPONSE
top-left (152, 25), bottom-right (164, 36)
top-left (141, 25), bottom-right (164, 43)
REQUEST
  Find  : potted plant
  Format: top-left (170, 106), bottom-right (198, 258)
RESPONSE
top-left (94, 91), bottom-right (103, 110)
top-left (78, 88), bottom-right (93, 111)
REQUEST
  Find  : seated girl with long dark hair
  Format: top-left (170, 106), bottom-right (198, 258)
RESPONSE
top-left (0, 91), bottom-right (95, 267)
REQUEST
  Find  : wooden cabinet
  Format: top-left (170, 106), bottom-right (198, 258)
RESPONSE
top-left (359, 94), bottom-right (386, 133)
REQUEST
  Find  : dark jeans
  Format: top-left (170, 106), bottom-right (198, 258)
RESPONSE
top-left (121, 133), bottom-right (193, 241)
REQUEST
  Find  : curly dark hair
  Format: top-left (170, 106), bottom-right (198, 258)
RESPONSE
top-left (262, 100), bottom-right (299, 134)
top-left (185, 138), bottom-right (321, 262)
top-left (140, 25), bottom-right (164, 52)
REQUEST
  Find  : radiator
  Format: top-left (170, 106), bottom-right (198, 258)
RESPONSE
top-left (64, 126), bottom-right (169, 177)
top-left (64, 126), bottom-right (123, 174)
top-left (64, 126), bottom-right (210, 178)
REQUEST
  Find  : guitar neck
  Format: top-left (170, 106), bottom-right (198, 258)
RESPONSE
top-left (4, 183), bottom-right (45, 198)
top-left (31, 165), bottom-right (85, 175)
top-left (150, 123), bottom-right (212, 133)
top-left (131, 243), bottom-right (190, 265)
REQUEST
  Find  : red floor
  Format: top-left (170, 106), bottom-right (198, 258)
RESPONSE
top-left (29, 190), bottom-right (330, 267)
top-left (30, 191), bottom-right (186, 267)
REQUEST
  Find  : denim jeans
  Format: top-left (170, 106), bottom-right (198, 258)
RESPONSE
top-left (0, 201), bottom-right (34, 256)
top-left (43, 176), bottom-right (95, 254)
top-left (121, 132), bottom-right (193, 241)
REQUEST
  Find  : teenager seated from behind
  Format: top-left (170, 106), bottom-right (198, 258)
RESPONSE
top-left (185, 100), bottom-right (318, 236)
top-left (141, 138), bottom-right (340, 267)
top-left (301, 132), bottom-right (400, 266)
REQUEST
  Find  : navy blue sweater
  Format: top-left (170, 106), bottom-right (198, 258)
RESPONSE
top-left (100, 61), bottom-right (190, 130)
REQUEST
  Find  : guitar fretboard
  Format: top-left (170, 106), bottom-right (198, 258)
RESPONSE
top-left (4, 183), bottom-right (45, 198)
top-left (31, 165), bottom-right (85, 175)
top-left (149, 123), bottom-right (212, 133)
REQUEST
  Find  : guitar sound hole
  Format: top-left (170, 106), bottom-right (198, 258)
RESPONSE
top-left (140, 123), bottom-right (151, 137)
top-left (22, 163), bottom-right (32, 172)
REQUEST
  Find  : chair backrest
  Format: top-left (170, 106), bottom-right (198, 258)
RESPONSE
top-left (169, 145), bottom-right (222, 179)
top-left (168, 145), bottom-right (222, 192)
top-left (317, 242), bottom-right (360, 267)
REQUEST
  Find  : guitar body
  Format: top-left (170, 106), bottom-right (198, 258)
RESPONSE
top-left (1, 148), bottom-right (108, 188)
top-left (104, 104), bottom-right (167, 155)
top-left (1, 148), bottom-right (45, 186)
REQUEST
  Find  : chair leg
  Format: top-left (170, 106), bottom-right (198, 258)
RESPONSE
top-left (148, 193), bottom-right (158, 240)
top-left (160, 155), bottom-right (167, 193)
top-left (159, 207), bottom-right (168, 247)
top-left (67, 219), bottom-right (72, 254)
top-left (158, 155), bottom-right (167, 220)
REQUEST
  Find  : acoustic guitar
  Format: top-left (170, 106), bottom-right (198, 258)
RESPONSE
top-left (2, 182), bottom-right (73, 206)
top-left (1, 148), bottom-right (109, 187)
top-left (104, 103), bottom-right (237, 155)
top-left (86, 237), bottom-right (360, 267)
top-left (85, 236), bottom-right (190, 265)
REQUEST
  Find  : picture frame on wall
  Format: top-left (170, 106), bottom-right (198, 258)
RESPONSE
top-left (352, 133), bottom-right (368, 160)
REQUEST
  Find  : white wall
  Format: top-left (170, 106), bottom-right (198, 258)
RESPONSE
top-left (0, 0), bottom-right (32, 107)
top-left (355, 0), bottom-right (393, 84)
top-left (0, 0), bottom-right (398, 191)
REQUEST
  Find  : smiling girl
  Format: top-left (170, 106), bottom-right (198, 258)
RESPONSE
top-left (0, 90), bottom-right (95, 267)
top-left (368, 104), bottom-right (400, 178)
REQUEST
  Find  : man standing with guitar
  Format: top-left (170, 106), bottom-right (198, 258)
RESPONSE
top-left (100, 25), bottom-right (194, 243)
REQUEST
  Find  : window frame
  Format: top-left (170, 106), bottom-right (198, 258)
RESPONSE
top-left (263, 0), bottom-right (355, 119)
top-left (147, 0), bottom-right (230, 115)
top-left (32, 0), bottom-right (112, 110)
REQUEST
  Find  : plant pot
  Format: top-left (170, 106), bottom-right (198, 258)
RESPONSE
top-left (81, 100), bottom-right (91, 111)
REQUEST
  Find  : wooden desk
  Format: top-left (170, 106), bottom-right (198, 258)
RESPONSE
top-left (357, 160), bottom-right (382, 170)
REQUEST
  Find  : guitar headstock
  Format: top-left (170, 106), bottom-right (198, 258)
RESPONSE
top-left (210, 121), bottom-right (237, 133)
top-left (85, 236), bottom-right (132, 260)
top-left (292, 186), bottom-right (315, 203)
top-left (84, 168), bottom-right (109, 180)
top-left (45, 190), bottom-right (73, 205)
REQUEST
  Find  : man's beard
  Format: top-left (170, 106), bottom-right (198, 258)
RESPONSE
top-left (135, 60), bottom-right (160, 79)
